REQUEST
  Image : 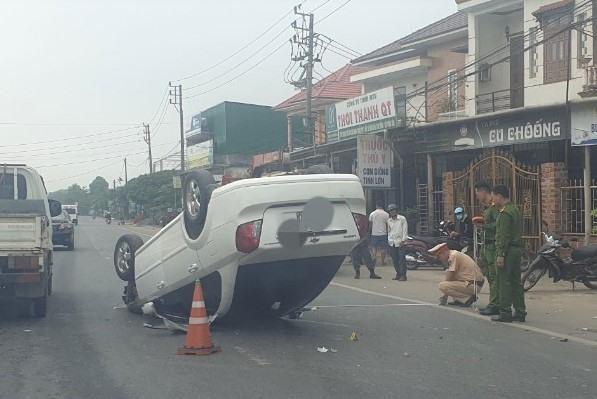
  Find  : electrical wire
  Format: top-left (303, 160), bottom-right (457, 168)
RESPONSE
top-left (0, 125), bottom-right (142, 148)
top-left (173, 1), bottom-right (308, 82)
top-left (1, 132), bottom-right (141, 155)
top-left (185, 24), bottom-right (292, 91)
top-left (316, 0), bottom-right (352, 25)
top-left (183, 40), bottom-right (289, 100)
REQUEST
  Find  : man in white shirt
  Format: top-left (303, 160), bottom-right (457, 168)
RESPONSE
top-left (369, 202), bottom-right (389, 265)
top-left (387, 204), bottom-right (409, 281)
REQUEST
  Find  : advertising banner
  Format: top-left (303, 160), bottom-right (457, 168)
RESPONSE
top-left (357, 135), bottom-right (392, 188)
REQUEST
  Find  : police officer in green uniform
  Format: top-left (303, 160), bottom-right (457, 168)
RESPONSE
top-left (491, 184), bottom-right (526, 323)
top-left (474, 182), bottom-right (500, 316)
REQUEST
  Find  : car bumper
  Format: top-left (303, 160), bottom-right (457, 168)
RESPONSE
top-left (52, 230), bottom-right (72, 244)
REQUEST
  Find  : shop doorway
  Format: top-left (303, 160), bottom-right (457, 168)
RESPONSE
top-left (451, 150), bottom-right (542, 251)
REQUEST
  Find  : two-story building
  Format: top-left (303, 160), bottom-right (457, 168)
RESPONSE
top-left (415, 0), bottom-right (597, 250)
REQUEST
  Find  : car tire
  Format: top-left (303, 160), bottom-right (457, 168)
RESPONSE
top-left (183, 170), bottom-right (215, 240)
top-left (30, 296), bottom-right (47, 318)
top-left (305, 164), bottom-right (333, 174)
top-left (114, 234), bottom-right (144, 282)
top-left (67, 233), bottom-right (75, 251)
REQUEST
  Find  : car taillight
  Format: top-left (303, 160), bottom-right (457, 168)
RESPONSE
top-left (353, 213), bottom-right (368, 239)
top-left (236, 220), bottom-right (263, 253)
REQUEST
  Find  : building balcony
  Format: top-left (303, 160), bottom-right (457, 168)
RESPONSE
top-left (579, 64), bottom-right (597, 98)
top-left (475, 89), bottom-right (524, 115)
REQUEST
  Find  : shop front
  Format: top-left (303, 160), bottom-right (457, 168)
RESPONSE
top-left (289, 86), bottom-right (405, 213)
top-left (415, 105), bottom-right (570, 251)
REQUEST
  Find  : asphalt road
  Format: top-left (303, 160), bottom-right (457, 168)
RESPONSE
top-left (1, 217), bottom-right (596, 399)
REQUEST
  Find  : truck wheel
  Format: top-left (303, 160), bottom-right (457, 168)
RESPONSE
top-left (30, 296), bottom-right (47, 317)
top-left (67, 233), bottom-right (75, 251)
top-left (114, 234), bottom-right (144, 281)
top-left (306, 164), bottom-right (333, 174)
top-left (183, 170), bottom-right (215, 240)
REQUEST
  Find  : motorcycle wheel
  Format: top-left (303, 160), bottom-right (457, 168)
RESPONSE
top-left (520, 249), bottom-right (533, 273)
top-left (522, 263), bottom-right (547, 291)
top-left (582, 278), bottom-right (597, 289)
top-left (406, 258), bottom-right (419, 271)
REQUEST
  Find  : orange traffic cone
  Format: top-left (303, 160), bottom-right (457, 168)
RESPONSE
top-left (177, 280), bottom-right (221, 356)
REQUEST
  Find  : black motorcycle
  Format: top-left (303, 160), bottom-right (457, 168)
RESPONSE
top-left (403, 220), bottom-right (469, 270)
top-left (522, 237), bottom-right (597, 291)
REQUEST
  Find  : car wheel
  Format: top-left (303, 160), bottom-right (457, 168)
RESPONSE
top-left (30, 296), bottom-right (47, 317)
top-left (305, 164), bottom-right (333, 174)
top-left (114, 234), bottom-right (144, 282)
top-left (183, 170), bottom-right (215, 240)
top-left (67, 233), bottom-right (75, 251)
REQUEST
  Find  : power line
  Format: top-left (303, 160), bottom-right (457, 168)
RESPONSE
top-left (34, 142), bottom-right (179, 168)
top-left (185, 24), bottom-right (292, 91)
top-left (311, 0), bottom-right (333, 12)
top-left (316, 0), bottom-right (352, 25)
top-left (0, 122), bottom-right (140, 127)
top-left (2, 138), bottom-right (143, 160)
top-left (0, 125), bottom-right (142, 148)
top-left (183, 40), bottom-right (289, 100)
top-left (45, 160), bottom-right (123, 183)
top-left (1, 131), bottom-right (141, 155)
top-left (173, 1), bottom-right (308, 82)
top-left (148, 86), bottom-right (170, 126)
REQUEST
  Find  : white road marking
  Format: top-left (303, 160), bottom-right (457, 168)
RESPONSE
top-left (331, 282), bottom-right (597, 348)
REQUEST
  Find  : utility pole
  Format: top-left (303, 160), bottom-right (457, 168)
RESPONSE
top-left (124, 158), bottom-right (128, 185)
top-left (291, 5), bottom-right (316, 154)
top-left (143, 123), bottom-right (153, 174)
top-left (169, 82), bottom-right (185, 171)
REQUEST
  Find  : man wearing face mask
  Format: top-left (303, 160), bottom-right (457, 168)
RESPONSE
top-left (450, 207), bottom-right (474, 243)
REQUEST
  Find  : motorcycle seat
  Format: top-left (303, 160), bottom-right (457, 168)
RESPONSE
top-left (571, 245), bottom-right (597, 261)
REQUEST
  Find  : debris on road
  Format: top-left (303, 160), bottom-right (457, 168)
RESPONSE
top-left (559, 338), bottom-right (569, 342)
top-left (112, 304), bottom-right (126, 310)
top-left (403, 352), bottom-right (410, 358)
top-left (350, 331), bottom-right (359, 341)
top-left (23, 329), bottom-right (32, 333)
top-left (330, 348), bottom-right (338, 353)
top-left (317, 347), bottom-right (329, 353)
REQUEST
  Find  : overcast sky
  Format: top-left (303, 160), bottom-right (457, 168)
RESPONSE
top-left (0, 0), bottom-right (457, 191)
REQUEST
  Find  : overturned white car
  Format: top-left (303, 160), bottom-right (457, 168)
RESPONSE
top-left (113, 169), bottom-right (367, 321)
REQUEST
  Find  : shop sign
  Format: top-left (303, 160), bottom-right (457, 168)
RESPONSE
top-left (418, 107), bottom-right (568, 152)
top-left (357, 135), bottom-right (392, 188)
top-left (326, 87), bottom-right (398, 142)
top-left (186, 139), bottom-right (213, 169)
top-left (571, 104), bottom-right (597, 146)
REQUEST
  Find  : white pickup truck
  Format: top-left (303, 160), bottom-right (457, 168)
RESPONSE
top-left (0, 164), bottom-right (62, 317)
top-left (113, 169), bottom-right (366, 321)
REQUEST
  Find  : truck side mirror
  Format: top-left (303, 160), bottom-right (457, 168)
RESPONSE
top-left (48, 199), bottom-right (62, 217)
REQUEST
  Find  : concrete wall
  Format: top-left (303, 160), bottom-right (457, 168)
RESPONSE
top-left (524, 0), bottom-right (594, 107)
top-left (427, 38), bottom-right (467, 120)
top-left (475, 11), bottom-right (524, 98)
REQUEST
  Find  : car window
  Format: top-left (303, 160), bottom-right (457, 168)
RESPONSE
top-left (0, 173), bottom-right (28, 200)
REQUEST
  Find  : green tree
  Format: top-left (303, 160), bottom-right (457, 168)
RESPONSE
top-left (126, 170), bottom-right (177, 222)
top-left (89, 176), bottom-right (110, 212)
top-left (48, 183), bottom-right (91, 214)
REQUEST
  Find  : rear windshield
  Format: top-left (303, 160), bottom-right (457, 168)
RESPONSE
top-left (65, 208), bottom-right (76, 214)
top-left (0, 173), bottom-right (27, 200)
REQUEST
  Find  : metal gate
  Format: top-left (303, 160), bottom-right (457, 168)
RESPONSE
top-left (452, 150), bottom-right (542, 252)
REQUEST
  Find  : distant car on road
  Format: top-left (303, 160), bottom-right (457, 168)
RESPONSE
top-left (52, 210), bottom-right (75, 250)
top-left (62, 204), bottom-right (78, 225)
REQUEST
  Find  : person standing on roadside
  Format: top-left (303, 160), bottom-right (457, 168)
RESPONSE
top-left (387, 204), bottom-right (408, 281)
top-left (491, 185), bottom-right (527, 323)
top-left (474, 182), bottom-right (500, 316)
top-left (350, 237), bottom-right (382, 280)
top-left (369, 202), bottom-right (389, 265)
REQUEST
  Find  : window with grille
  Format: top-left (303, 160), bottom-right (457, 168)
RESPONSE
top-left (543, 9), bottom-right (572, 84)
top-left (577, 12), bottom-right (588, 68)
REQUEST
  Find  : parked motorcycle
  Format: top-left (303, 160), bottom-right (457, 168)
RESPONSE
top-left (105, 214), bottom-right (112, 225)
top-left (403, 220), bottom-right (469, 270)
top-left (522, 235), bottom-right (597, 291)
